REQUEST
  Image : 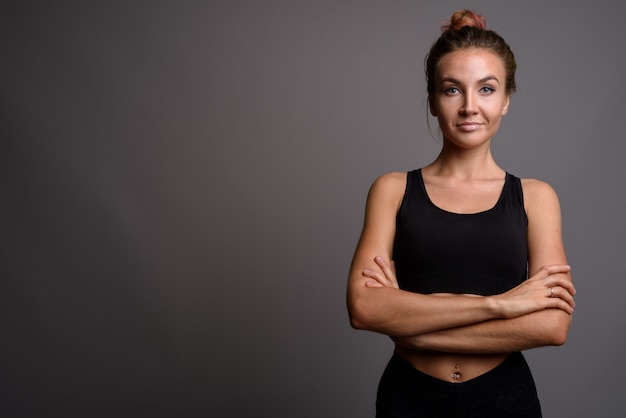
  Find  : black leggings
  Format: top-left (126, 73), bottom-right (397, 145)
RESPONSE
top-left (376, 351), bottom-right (542, 418)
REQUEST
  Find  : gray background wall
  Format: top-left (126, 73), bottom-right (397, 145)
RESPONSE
top-left (2, 1), bottom-right (624, 417)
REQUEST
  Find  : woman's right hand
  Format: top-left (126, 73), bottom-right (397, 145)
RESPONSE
top-left (493, 264), bottom-right (575, 318)
top-left (362, 256), bottom-right (399, 289)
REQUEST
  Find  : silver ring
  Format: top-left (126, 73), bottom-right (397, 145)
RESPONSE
top-left (550, 287), bottom-right (554, 298)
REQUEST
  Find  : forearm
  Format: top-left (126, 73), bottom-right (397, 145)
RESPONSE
top-left (348, 287), bottom-right (501, 337)
top-left (350, 263), bottom-right (574, 338)
top-left (393, 309), bottom-right (572, 354)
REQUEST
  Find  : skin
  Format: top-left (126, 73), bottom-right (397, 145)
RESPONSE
top-left (347, 48), bottom-right (575, 383)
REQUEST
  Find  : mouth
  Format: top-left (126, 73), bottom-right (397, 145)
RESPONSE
top-left (456, 122), bottom-right (483, 132)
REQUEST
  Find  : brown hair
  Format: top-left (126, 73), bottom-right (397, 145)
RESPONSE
top-left (425, 10), bottom-right (517, 97)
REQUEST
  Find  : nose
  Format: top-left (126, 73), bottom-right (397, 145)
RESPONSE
top-left (460, 93), bottom-right (478, 115)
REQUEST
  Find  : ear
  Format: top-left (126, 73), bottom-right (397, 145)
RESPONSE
top-left (501, 95), bottom-right (510, 116)
top-left (428, 96), bottom-right (438, 117)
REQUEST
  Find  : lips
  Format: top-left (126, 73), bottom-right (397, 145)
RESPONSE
top-left (456, 122), bottom-right (482, 132)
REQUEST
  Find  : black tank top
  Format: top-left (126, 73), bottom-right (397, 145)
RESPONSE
top-left (392, 169), bottom-right (528, 296)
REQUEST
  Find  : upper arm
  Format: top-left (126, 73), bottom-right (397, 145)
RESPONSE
top-left (347, 172), bottom-right (406, 305)
top-left (523, 178), bottom-right (569, 275)
top-left (523, 178), bottom-right (573, 343)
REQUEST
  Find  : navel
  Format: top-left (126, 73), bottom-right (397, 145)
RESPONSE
top-left (449, 364), bottom-right (462, 381)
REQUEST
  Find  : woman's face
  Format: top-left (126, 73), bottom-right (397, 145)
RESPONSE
top-left (429, 48), bottom-right (510, 150)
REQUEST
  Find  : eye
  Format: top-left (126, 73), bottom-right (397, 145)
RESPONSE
top-left (444, 87), bottom-right (460, 95)
top-left (480, 86), bottom-right (495, 94)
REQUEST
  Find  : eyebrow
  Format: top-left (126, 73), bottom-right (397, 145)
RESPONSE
top-left (439, 76), bottom-right (501, 85)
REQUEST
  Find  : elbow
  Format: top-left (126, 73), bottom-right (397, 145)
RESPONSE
top-left (542, 311), bottom-right (572, 346)
top-left (349, 314), bottom-right (366, 330)
top-left (347, 292), bottom-right (378, 331)
top-left (348, 303), bottom-right (372, 331)
top-left (547, 327), bottom-right (569, 347)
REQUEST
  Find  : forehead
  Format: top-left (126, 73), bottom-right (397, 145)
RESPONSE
top-left (436, 48), bottom-right (506, 81)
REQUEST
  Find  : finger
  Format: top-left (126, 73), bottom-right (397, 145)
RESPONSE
top-left (376, 257), bottom-right (399, 288)
top-left (374, 256), bottom-right (396, 283)
top-left (527, 265), bottom-right (569, 285)
top-left (531, 265), bottom-right (575, 296)
top-left (548, 297), bottom-right (575, 314)
top-left (547, 276), bottom-right (576, 296)
top-left (549, 286), bottom-right (576, 309)
top-left (372, 256), bottom-right (400, 289)
top-left (365, 280), bottom-right (384, 288)
top-left (536, 264), bottom-right (571, 279)
top-left (362, 268), bottom-right (384, 280)
top-left (544, 264), bottom-right (572, 272)
top-left (362, 268), bottom-right (392, 286)
top-left (374, 256), bottom-right (394, 278)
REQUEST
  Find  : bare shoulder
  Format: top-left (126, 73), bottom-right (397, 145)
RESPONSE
top-left (370, 171), bottom-right (407, 192)
top-left (521, 177), bottom-right (558, 196)
top-left (367, 171), bottom-right (408, 211)
top-left (522, 179), bottom-right (558, 203)
top-left (521, 178), bottom-right (561, 212)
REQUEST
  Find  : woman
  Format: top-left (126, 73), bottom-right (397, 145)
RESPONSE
top-left (347, 10), bottom-right (576, 417)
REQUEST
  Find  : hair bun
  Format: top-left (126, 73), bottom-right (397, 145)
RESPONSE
top-left (442, 9), bottom-right (487, 32)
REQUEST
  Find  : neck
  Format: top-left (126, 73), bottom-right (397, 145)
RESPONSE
top-left (426, 142), bottom-right (503, 180)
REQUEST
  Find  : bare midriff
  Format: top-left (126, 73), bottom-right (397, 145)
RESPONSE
top-left (394, 345), bottom-right (509, 383)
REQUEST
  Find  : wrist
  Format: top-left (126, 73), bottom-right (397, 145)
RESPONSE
top-left (485, 295), bottom-right (504, 319)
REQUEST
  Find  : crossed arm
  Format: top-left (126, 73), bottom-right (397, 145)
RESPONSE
top-left (347, 174), bottom-right (576, 354)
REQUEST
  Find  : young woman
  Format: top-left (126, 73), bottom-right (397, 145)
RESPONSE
top-left (347, 10), bottom-right (575, 417)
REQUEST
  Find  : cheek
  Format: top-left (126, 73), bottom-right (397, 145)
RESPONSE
top-left (430, 98), bottom-right (456, 119)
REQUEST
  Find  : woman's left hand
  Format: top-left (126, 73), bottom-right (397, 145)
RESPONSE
top-left (362, 256), bottom-right (399, 289)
